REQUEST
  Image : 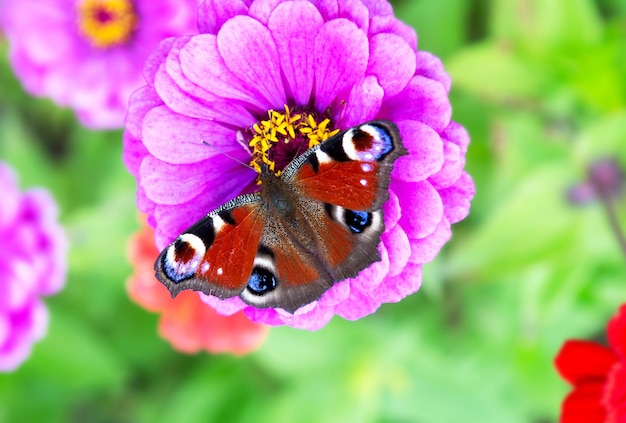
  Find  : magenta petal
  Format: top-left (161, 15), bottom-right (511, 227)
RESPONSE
top-left (313, 19), bottom-right (369, 111)
top-left (335, 288), bottom-right (381, 321)
top-left (395, 179), bottom-right (444, 239)
top-left (154, 66), bottom-right (255, 126)
top-left (351, 245), bottom-right (389, 292)
top-left (371, 263), bottom-right (422, 303)
top-left (180, 34), bottom-right (268, 110)
top-left (317, 280), bottom-right (351, 307)
top-left (415, 51), bottom-right (451, 93)
top-left (243, 306), bottom-right (287, 327)
top-left (369, 14), bottom-right (417, 51)
top-left (140, 156), bottom-right (250, 205)
top-left (153, 177), bottom-right (252, 245)
top-left (198, 0), bottom-right (249, 34)
top-left (321, 0), bottom-right (370, 31)
top-left (360, 0), bottom-right (393, 16)
top-left (143, 38), bottom-right (177, 86)
top-left (248, 0), bottom-right (285, 24)
top-left (393, 120), bottom-right (444, 182)
top-left (380, 76), bottom-right (451, 133)
top-left (439, 172), bottom-right (475, 224)
top-left (217, 16), bottom-right (286, 108)
top-left (442, 120), bottom-right (470, 156)
top-left (200, 294), bottom-right (247, 316)
top-left (409, 218), bottom-right (451, 264)
top-left (368, 33), bottom-right (416, 98)
top-left (142, 106), bottom-right (241, 165)
top-left (267, 1), bottom-right (323, 105)
top-left (382, 224), bottom-right (411, 277)
top-left (383, 190), bottom-right (401, 229)
top-left (338, 76), bottom-right (384, 128)
top-left (428, 140), bottom-right (463, 189)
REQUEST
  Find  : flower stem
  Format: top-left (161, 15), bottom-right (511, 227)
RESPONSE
top-left (597, 189), bottom-right (626, 259)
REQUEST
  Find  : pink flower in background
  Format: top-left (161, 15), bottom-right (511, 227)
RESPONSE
top-left (127, 219), bottom-right (268, 355)
top-left (0, 161), bottom-right (67, 372)
top-left (124, 0), bottom-right (474, 330)
top-left (0, 0), bottom-right (199, 129)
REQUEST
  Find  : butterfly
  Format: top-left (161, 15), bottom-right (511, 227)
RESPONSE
top-left (154, 120), bottom-right (407, 313)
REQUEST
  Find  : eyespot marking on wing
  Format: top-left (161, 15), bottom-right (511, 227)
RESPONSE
top-left (162, 233), bottom-right (207, 283)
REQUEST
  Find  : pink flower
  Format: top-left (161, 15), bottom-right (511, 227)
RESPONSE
top-left (0, 0), bottom-right (199, 128)
top-left (0, 161), bottom-right (67, 371)
top-left (124, 0), bottom-right (474, 330)
top-left (127, 219), bottom-right (268, 355)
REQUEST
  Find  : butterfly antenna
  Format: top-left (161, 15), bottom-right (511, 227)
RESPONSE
top-left (201, 139), bottom-right (255, 172)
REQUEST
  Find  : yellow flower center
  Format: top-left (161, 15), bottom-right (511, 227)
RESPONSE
top-left (77, 0), bottom-right (138, 48)
top-left (248, 105), bottom-right (340, 181)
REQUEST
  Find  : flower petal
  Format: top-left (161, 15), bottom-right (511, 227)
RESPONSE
top-left (428, 140), bottom-right (463, 189)
top-left (369, 14), bottom-right (417, 51)
top-left (267, 1), bottom-right (324, 105)
top-left (393, 120), bottom-right (444, 182)
top-left (439, 172), bottom-right (475, 224)
top-left (379, 75), bottom-right (452, 133)
top-left (394, 180), bottom-right (444, 239)
top-left (217, 16), bottom-right (286, 108)
top-left (555, 340), bottom-right (617, 386)
top-left (371, 262), bottom-right (422, 303)
top-left (415, 51), bottom-right (451, 93)
top-left (409, 217), bottom-right (451, 264)
top-left (179, 34), bottom-right (268, 110)
top-left (608, 304), bottom-right (626, 359)
top-left (313, 18), bottom-right (369, 111)
top-left (368, 33), bottom-right (416, 98)
top-left (140, 156), bottom-right (252, 206)
top-left (561, 382), bottom-right (607, 423)
top-left (338, 75), bottom-right (384, 128)
top-left (198, 0), bottom-right (250, 34)
top-left (382, 224), bottom-right (411, 277)
top-left (142, 106), bottom-right (243, 165)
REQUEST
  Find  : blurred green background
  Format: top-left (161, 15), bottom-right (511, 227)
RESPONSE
top-left (1, 0), bottom-right (626, 422)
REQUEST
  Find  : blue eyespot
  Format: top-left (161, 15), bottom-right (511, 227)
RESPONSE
top-left (247, 267), bottom-right (277, 295)
top-left (344, 210), bottom-right (372, 234)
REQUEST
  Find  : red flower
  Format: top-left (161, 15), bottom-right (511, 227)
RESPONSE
top-left (127, 219), bottom-right (268, 355)
top-left (555, 304), bottom-right (626, 423)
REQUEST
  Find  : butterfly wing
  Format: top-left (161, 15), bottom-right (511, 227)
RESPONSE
top-left (155, 121), bottom-right (406, 314)
top-left (237, 121), bottom-right (406, 312)
top-left (155, 193), bottom-right (266, 300)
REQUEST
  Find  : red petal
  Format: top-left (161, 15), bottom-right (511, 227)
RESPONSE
top-left (561, 382), bottom-right (607, 423)
top-left (608, 305), bottom-right (626, 359)
top-left (605, 364), bottom-right (626, 422)
top-left (555, 340), bottom-right (616, 385)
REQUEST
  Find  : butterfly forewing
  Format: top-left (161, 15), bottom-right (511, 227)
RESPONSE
top-left (155, 194), bottom-right (266, 300)
top-left (286, 121), bottom-right (407, 211)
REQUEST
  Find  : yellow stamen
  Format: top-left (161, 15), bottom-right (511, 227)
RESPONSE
top-left (248, 105), bottom-right (338, 180)
top-left (78, 0), bottom-right (137, 48)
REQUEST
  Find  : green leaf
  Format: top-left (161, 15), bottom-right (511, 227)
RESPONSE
top-left (446, 42), bottom-right (552, 102)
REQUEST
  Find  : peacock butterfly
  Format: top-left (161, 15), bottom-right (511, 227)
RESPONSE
top-left (154, 120), bottom-right (407, 313)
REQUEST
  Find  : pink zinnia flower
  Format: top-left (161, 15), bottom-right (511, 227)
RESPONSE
top-left (0, 0), bottom-right (199, 128)
top-left (124, 0), bottom-right (474, 330)
top-left (555, 304), bottom-right (626, 423)
top-left (0, 161), bottom-right (67, 371)
top-left (127, 218), bottom-right (268, 355)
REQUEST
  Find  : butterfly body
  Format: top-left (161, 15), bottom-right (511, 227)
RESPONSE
top-left (155, 120), bottom-right (406, 313)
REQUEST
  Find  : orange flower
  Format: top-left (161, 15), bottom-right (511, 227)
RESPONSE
top-left (127, 219), bottom-right (268, 355)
